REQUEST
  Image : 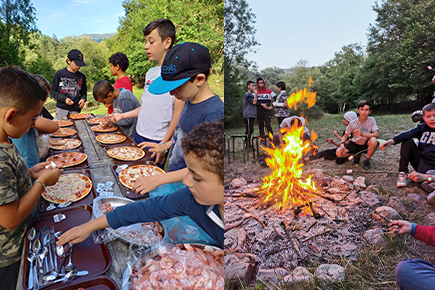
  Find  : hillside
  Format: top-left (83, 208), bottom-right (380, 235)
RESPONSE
top-left (79, 33), bottom-right (116, 43)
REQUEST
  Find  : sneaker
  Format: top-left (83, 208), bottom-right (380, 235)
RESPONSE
top-left (397, 172), bottom-right (410, 188)
top-left (363, 159), bottom-right (371, 170)
top-left (427, 191), bottom-right (435, 205)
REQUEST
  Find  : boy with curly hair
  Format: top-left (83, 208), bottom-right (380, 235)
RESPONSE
top-left (58, 120), bottom-right (224, 248)
top-left (108, 52), bottom-right (133, 114)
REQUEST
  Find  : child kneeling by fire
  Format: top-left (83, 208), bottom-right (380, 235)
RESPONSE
top-left (390, 219), bottom-right (435, 290)
top-left (57, 120), bottom-right (224, 248)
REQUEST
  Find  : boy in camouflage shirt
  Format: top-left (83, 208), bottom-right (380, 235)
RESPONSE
top-left (0, 66), bottom-right (60, 290)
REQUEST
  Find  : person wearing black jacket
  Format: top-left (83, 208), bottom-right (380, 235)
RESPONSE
top-left (51, 49), bottom-right (87, 119)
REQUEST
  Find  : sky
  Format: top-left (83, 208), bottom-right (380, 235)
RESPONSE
top-left (32, 0), bottom-right (124, 39)
top-left (246, 0), bottom-right (378, 70)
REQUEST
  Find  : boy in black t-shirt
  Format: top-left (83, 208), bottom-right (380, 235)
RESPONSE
top-left (51, 49), bottom-right (87, 119)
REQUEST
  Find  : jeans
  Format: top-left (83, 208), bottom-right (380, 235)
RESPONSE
top-left (134, 132), bottom-right (168, 169)
top-left (395, 258), bottom-right (435, 290)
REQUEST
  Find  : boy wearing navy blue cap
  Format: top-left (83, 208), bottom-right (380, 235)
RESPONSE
top-left (51, 49), bottom-right (88, 119)
top-left (134, 42), bottom-right (224, 195)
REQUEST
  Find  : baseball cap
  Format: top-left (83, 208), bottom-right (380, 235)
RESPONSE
top-left (67, 49), bottom-right (87, 67)
top-left (148, 42), bottom-right (211, 95)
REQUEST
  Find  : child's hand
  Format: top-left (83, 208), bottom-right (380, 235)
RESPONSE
top-left (78, 99), bottom-right (85, 108)
top-left (327, 138), bottom-right (333, 143)
top-left (389, 220), bottom-right (412, 235)
top-left (137, 142), bottom-right (165, 155)
top-left (353, 129), bottom-right (361, 136)
top-left (379, 139), bottom-right (393, 150)
top-left (107, 113), bottom-right (122, 123)
top-left (133, 175), bottom-right (161, 195)
top-left (57, 224), bottom-right (93, 245)
top-left (37, 168), bottom-right (61, 187)
top-left (29, 161), bottom-right (62, 181)
top-left (65, 98), bottom-right (74, 106)
top-left (408, 171), bottom-right (426, 183)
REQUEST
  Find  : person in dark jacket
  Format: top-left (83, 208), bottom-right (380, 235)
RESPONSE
top-left (381, 103), bottom-right (435, 191)
top-left (243, 81), bottom-right (257, 147)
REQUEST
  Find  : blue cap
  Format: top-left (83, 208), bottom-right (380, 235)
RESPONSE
top-left (149, 42), bottom-right (211, 95)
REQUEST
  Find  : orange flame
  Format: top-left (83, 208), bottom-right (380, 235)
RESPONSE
top-left (258, 78), bottom-right (318, 213)
top-left (286, 77), bottom-right (317, 110)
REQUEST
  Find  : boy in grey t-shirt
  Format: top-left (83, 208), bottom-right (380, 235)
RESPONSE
top-left (336, 100), bottom-right (379, 170)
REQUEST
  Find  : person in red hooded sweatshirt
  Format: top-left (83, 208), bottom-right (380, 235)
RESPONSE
top-left (256, 77), bottom-right (276, 142)
top-left (389, 219), bottom-right (435, 289)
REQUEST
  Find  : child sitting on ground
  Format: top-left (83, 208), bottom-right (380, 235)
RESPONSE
top-left (306, 111), bottom-right (357, 163)
top-left (57, 120), bottom-right (224, 248)
top-left (0, 67), bottom-right (61, 290)
top-left (336, 100), bottom-right (379, 170)
top-left (380, 103), bottom-right (435, 194)
top-left (93, 80), bottom-right (140, 139)
top-left (389, 219), bottom-right (435, 290)
top-left (107, 52), bottom-right (133, 114)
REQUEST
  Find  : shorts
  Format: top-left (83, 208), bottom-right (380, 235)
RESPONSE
top-left (345, 140), bottom-right (368, 154)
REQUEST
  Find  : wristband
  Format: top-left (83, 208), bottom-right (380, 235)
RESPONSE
top-left (411, 222), bottom-right (417, 237)
top-left (35, 180), bottom-right (46, 191)
top-left (161, 142), bottom-right (168, 154)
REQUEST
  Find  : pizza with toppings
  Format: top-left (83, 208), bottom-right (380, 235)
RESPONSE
top-left (47, 152), bottom-right (87, 168)
top-left (49, 138), bottom-right (82, 150)
top-left (70, 113), bottom-right (92, 119)
top-left (106, 146), bottom-right (145, 161)
top-left (96, 134), bottom-right (127, 144)
top-left (42, 173), bottom-right (92, 204)
top-left (55, 120), bottom-right (73, 127)
top-left (119, 165), bottom-right (165, 189)
top-left (88, 117), bottom-right (106, 124)
top-left (51, 128), bottom-right (77, 137)
top-left (91, 124), bottom-right (117, 132)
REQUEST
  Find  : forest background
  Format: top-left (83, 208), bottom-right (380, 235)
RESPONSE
top-left (225, 0), bottom-right (435, 127)
top-left (0, 0), bottom-right (224, 111)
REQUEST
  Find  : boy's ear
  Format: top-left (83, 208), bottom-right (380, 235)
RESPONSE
top-left (4, 108), bottom-right (18, 125)
top-left (195, 74), bottom-right (206, 86)
top-left (164, 37), bottom-right (172, 50)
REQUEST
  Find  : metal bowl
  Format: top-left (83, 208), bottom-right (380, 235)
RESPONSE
top-left (93, 196), bottom-right (165, 247)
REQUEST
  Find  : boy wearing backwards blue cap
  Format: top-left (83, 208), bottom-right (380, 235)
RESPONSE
top-left (134, 42), bottom-right (224, 195)
top-left (51, 49), bottom-right (88, 119)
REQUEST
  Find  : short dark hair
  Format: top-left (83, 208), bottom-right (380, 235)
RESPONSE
top-left (182, 119), bottom-right (224, 183)
top-left (256, 77), bottom-right (264, 84)
top-left (276, 81), bottom-right (286, 91)
top-left (93, 80), bottom-right (114, 101)
top-left (143, 19), bottom-right (176, 48)
top-left (0, 66), bottom-right (47, 115)
top-left (34, 74), bottom-right (51, 94)
top-left (109, 52), bottom-right (129, 72)
top-left (188, 70), bottom-right (211, 82)
top-left (358, 100), bottom-right (372, 110)
top-left (423, 103), bottom-right (435, 115)
top-left (290, 117), bottom-right (302, 128)
top-left (247, 81), bottom-right (255, 86)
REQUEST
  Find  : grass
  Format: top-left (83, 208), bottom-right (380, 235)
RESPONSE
top-left (225, 113), bottom-right (435, 290)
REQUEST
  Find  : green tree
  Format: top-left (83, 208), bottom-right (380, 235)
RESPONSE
top-left (224, 0), bottom-right (258, 127)
top-left (0, 0), bottom-right (38, 66)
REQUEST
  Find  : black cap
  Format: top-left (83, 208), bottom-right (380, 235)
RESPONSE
top-left (148, 42), bottom-right (211, 95)
top-left (67, 49), bottom-right (87, 67)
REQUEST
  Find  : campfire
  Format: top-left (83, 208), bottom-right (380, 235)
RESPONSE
top-left (257, 78), bottom-right (319, 214)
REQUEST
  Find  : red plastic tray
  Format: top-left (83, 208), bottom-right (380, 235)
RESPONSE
top-left (22, 205), bottom-right (112, 290)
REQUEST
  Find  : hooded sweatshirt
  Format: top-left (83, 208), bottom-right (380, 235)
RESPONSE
top-left (256, 77), bottom-right (276, 114)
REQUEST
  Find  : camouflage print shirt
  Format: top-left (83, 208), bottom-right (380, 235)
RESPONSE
top-left (0, 142), bottom-right (32, 268)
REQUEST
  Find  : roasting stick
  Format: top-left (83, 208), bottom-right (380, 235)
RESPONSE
top-left (356, 191), bottom-right (391, 224)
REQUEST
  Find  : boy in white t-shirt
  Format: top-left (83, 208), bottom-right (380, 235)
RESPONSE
top-left (336, 100), bottom-right (379, 170)
top-left (107, 19), bottom-right (184, 168)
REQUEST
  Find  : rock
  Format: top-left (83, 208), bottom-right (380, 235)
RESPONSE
top-left (231, 178), bottom-right (247, 189)
top-left (283, 266), bottom-right (314, 284)
top-left (225, 254), bottom-right (256, 283)
top-left (364, 228), bottom-right (386, 246)
top-left (407, 193), bottom-right (424, 202)
top-left (359, 191), bottom-right (380, 208)
top-left (366, 185), bottom-right (378, 192)
top-left (387, 197), bottom-right (407, 214)
top-left (305, 169), bottom-right (325, 180)
top-left (330, 177), bottom-right (349, 189)
top-left (257, 268), bottom-right (288, 284)
top-left (372, 206), bottom-right (401, 221)
top-left (224, 228), bottom-right (246, 250)
top-left (342, 175), bottom-right (355, 183)
top-left (424, 212), bottom-right (435, 226)
top-left (353, 177), bottom-right (366, 188)
top-left (314, 264), bottom-right (347, 282)
top-left (240, 172), bottom-right (257, 183)
top-left (339, 243), bottom-right (358, 261)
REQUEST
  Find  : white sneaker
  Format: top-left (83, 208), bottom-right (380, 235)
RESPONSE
top-left (397, 172), bottom-right (410, 188)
